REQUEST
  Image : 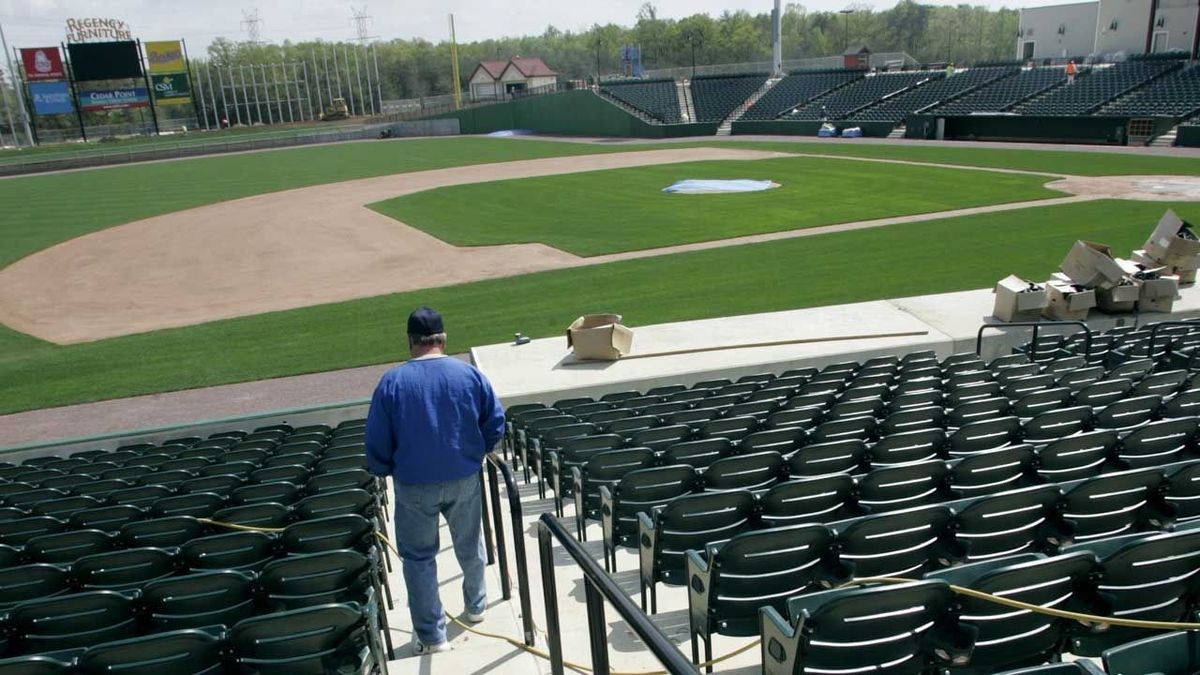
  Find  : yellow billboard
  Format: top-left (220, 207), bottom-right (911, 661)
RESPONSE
top-left (145, 40), bottom-right (185, 74)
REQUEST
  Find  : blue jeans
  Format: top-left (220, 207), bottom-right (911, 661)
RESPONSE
top-left (393, 473), bottom-right (487, 645)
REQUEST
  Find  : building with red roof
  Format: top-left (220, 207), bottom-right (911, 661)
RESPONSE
top-left (468, 57), bottom-right (557, 101)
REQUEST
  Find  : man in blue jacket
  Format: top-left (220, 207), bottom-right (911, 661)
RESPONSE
top-left (365, 306), bottom-right (506, 655)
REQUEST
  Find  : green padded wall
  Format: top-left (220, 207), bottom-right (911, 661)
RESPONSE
top-left (430, 90), bottom-right (719, 138)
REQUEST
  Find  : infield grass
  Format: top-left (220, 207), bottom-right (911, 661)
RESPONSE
top-left (370, 156), bottom-right (1059, 255)
top-left (3, 199), bottom-right (1198, 415)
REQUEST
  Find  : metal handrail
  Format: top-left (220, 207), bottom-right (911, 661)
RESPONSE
top-left (1148, 320), bottom-right (1200, 359)
top-left (537, 513), bottom-right (698, 675)
top-left (483, 454), bottom-right (536, 646)
top-left (976, 320), bottom-right (1092, 360)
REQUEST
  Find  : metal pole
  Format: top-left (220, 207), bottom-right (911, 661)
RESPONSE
top-left (260, 64), bottom-right (273, 124)
top-left (138, 41), bottom-right (161, 135)
top-left (486, 461), bottom-right (511, 601)
top-left (342, 44), bottom-right (355, 115)
top-left (538, 524), bottom-right (566, 675)
top-left (585, 578), bottom-right (611, 675)
top-left (371, 43), bottom-right (382, 114)
top-left (249, 65), bottom-right (262, 123)
top-left (333, 44), bottom-right (344, 109)
top-left (302, 60), bottom-right (315, 120)
top-left (353, 41), bottom-right (366, 116)
top-left (362, 44), bottom-right (375, 115)
top-left (239, 65), bottom-right (251, 124)
top-left (322, 45), bottom-right (334, 106)
top-left (182, 39), bottom-right (207, 130)
top-left (207, 64), bottom-right (220, 128)
top-left (63, 42), bottom-right (87, 142)
top-left (0, 21), bottom-right (33, 145)
top-left (0, 59), bottom-right (17, 146)
top-left (276, 63), bottom-right (292, 123)
top-left (222, 66), bottom-right (237, 126)
top-left (478, 470), bottom-right (495, 566)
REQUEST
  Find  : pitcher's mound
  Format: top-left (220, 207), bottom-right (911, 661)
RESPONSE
top-left (1047, 175), bottom-right (1200, 201)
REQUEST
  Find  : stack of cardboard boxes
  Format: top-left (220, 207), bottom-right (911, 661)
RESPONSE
top-left (992, 210), bottom-right (1197, 323)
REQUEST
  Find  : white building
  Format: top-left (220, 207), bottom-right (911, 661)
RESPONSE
top-left (467, 57), bottom-right (558, 101)
top-left (1018, 0), bottom-right (1198, 60)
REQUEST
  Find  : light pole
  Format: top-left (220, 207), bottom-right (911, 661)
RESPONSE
top-left (839, 9), bottom-right (854, 53)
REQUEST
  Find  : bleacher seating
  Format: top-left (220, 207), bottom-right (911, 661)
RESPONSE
top-left (786, 71), bottom-right (937, 120)
top-left (689, 73), bottom-right (768, 123)
top-left (504, 318), bottom-right (1200, 673)
top-left (0, 419), bottom-right (393, 671)
top-left (932, 66), bottom-right (1068, 115)
top-left (599, 79), bottom-right (682, 123)
top-left (741, 69), bottom-right (863, 121)
top-left (852, 66), bottom-right (1018, 123)
top-left (1101, 63), bottom-right (1200, 120)
top-left (1018, 58), bottom-right (1184, 116)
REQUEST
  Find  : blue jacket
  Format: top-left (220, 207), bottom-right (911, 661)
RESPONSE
top-left (365, 356), bottom-right (506, 485)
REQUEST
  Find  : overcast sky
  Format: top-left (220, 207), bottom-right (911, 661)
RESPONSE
top-left (3, 0), bottom-right (1052, 57)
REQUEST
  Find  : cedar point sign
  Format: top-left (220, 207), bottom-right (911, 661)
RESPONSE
top-left (66, 18), bottom-right (133, 43)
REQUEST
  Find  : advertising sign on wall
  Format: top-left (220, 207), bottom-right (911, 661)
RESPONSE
top-left (66, 18), bottom-right (133, 43)
top-left (150, 73), bottom-right (192, 104)
top-left (144, 40), bottom-right (186, 74)
top-left (79, 88), bottom-right (150, 112)
top-left (20, 47), bottom-right (66, 81)
top-left (30, 81), bottom-right (75, 115)
top-left (67, 41), bottom-right (143, 81)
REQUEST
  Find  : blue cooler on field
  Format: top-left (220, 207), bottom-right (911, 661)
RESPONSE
top-left (817, 123), bottom-right (838, 138)
top-left (841, 127), bottom-right (863, 138)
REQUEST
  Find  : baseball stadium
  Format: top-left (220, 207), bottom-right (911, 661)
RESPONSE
top-left (3, 1), bottom-right (1200, 673)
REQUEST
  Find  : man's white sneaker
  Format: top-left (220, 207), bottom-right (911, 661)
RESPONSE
top-left (412, 637), bottom-right (450, 655)
top-left (465, 609), bottom-right (486, 624)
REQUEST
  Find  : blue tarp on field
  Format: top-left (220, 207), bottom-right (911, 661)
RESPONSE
top-left (662, 179), bottom-right (776, 194)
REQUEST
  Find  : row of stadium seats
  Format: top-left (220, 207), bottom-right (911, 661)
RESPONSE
top-left (786, 70), bottom-right (936, 120)
top-left (1017, 58), bottom-right (1183, 116)
top-left (598, 79), bottom-right (682, 123)
top-left (931, 66), bottom-right (1068, 115)
top-left (1102, 63), bottom-right (1200, 119)
top-left (690, 72), bottom-right (768, 122)
top-left (0, 602), bottom-right (385, 674)
top-left (850, 65), bottom-right (1017, 123)
top-left (758, 526), bottom-right (1200, 674)
top-left (741, 69), bottom-right (862, 121)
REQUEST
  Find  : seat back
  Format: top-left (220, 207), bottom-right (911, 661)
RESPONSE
top-left (281, 514), bottom-right (374, 555)
top-left (141, 570), bottom-right (257, 630)
top-left (631, 424), bottom-right (691, 452)
top-left (1023, 406), bottom-right (1094, 444)
top-left (0, 564), bottom-right (69, 610)
top-left (9, 590), bottom-right (136, 652)
top-left (646, 490), bottom-right (757, 585)
top-left (1165, 461), bottom-right (1200, 524)
top-left (759, 475), bottom-right (857, 526)
top-left (77, 628), bottom-right (225, 675)
top-left (857, 461), bottom-right (951, 513)
top-left (870, 429), bottom-right (947, 466)
top-left (117, 516), bottom-right (205, 549)
top-left (740, 428), bottom-right (805, 457)
top-left (181, 530), bottom-right (278, 572)
top-left (72, 547), bottom-right (178, 591)
top-left (704, 451), bottom-right (784, 491)
top-left (24, 529), bottom-right (114, 565)
top-left (1119, 417), bottom-right (1197, 469)
top-left (606, 465), bottom-right (697, 546)
top-left (260, 549), bottom-right (372, 610)
top-left (230, 603), bottom-right (372, 675)
top-left (1082, 529), bottom-right (1200, 631)
top-left (786, 440), bottom-right (868, 476)
top-left (1062, 468), bottom-right (1167, 542)
top-left (1037, 431), bottom-right (1117, 482)
top-left (833, 505), bottom-right (961, 578)
top-left (880, 406), bottom-right (945, 436)
top-left (949, 417), bottom-right (1021, 457)
top-left (1094, 395), bottom-right (1163, 432)
top-left (954, 484), bottom-right (1068, 560)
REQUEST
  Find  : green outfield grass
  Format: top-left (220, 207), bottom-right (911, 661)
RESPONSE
top-left (0, 137), bottom-right (654, 268)
top-left (718, 140), bottom-right (1200, 177)
top-left (3, 199), bottom-right (1198, 416)
top-left (373, 156), bottom-right (1058, 255)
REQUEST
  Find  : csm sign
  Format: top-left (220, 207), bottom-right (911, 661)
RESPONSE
top-left (66, 18), bottom-right (133, 43)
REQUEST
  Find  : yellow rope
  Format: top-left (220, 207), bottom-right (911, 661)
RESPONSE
top-left (201, 518), bottom-right (1200, 673)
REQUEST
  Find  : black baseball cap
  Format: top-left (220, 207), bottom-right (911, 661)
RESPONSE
top-left (407, 306), bottom-right (444, 337)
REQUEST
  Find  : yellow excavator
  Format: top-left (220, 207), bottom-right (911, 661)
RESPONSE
top-left (320, 98), bottom-right (349, 121)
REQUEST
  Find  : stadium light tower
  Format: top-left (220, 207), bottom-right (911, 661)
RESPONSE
top-left (772, 0), bottom-right (783, 74)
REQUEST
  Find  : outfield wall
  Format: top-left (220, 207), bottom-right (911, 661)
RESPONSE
top-left (903, 114), bottom-right (1174, 145)
top-left (1179, 125), bottom-right (1200, 148)
top-left (429, 90), bottom-right (719, 138)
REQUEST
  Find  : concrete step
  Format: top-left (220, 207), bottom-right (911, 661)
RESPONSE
top-left (887, 126), bottom-right (906, 139)
top-left (1150, 127), bottom-right (1178, 147)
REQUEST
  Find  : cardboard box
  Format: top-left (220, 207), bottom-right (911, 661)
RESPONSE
top-left (1059, 240), bottom-right (1126, 289)
top-left (1132, 249), bottom-right (1198, 285)
top-left (1043, 280), bottom-right (1096, 321)
top-left (1143, 210), bottom-right (1200, 267)
top-left (1180, 268), bottom-right (1197, 285)
top-left (992, 275), bottom-right (1048, 322)
top-left (566, 314), bottom-right (634, 361)
top-left (1138, 274), bottom-right (1180, 313)
top-left (1095, 281), bottom-right (1141, 313)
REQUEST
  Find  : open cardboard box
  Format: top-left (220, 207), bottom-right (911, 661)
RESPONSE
top-left (1059, 240), bottom-right (1125, 289)
top-left (1043, 276), bottom-right (1096, 321)
top-left (1143, 209), bottom-right (1200, 268)
top-left (992, 275), bottom-right (1048, 322)
top-left (567, 314), bottom-right (634, 361)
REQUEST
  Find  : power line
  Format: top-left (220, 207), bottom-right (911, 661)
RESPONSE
top-left (350, 6), bottom-right (376, 43)
top-left (240, 9), bottom-right (263, 44)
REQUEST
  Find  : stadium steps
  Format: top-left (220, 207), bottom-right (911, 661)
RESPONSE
top-left (676, 81), bottom-right (694, 123)
top-left (716, 74), bottom-right (784, 135)
top-left (887, 127), bottom-right (906, 139)
top-left (593, 88), bottom-right (664, 126)
top-left (1150, 126), bottom-right (1179, 147)
top-left (842, 73), bottom-right (940, 120)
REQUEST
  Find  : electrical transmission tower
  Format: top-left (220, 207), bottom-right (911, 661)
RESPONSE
top-left (241, 9), bottom-right (263, 44)
top-left (350, 6), bottom-right (375, 44)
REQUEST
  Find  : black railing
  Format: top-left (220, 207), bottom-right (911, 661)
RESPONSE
top-left (976, 320), bottom-right (1092, 360)
top-left (537, 514), bottom-right (698, 675)
top-left (1148, 320), bottom-right (1200, 359)
top-left (481, 454), bottom-right (536, 646)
